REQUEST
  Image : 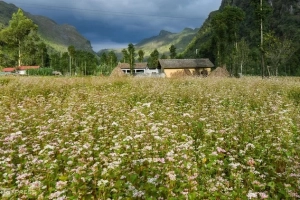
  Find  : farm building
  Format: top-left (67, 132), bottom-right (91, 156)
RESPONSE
top-left (17, 66), bottom-right (40, 75)
top-left (1, 68), bottom-right (16, 74)
top-left (116, 62), bottom-right (160, 74)
top-left (158, 59), bottom-right (214, 78)
top-left (2, 66), bottom-right (40, 75)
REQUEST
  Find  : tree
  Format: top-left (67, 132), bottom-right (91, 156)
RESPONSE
top-left (76, 51), bottom-right (98, 75)
top-left (169, 45), bottom-right (177, 59)
top-left (250, 0), bottom-right (272, 78)
top-left (235, 38), bottom-right (250, 75)
top-left (211, 5), bottom-right (245, 74)
top-left (107, 51), bottom-right (118, 72)
top-left (160, 54), bottom-right (167, 59)
top-left (50, 53), bottom-right (61, 72)
top-left (264, 33), bottom-right (296, 76)
top-left (36, 42), bottom-right (49, 67)
top-left (147, 49), bottom-right (159, 68)
top-left (100, 52), bottom-right (108, 65)
top-left (128, 43), bottom-right (135, 75)
top-left (68, 45), bottom-right (76, 75)
top-left (138, 49), bottom-right (145, 62)
top-left (121, 44), bottom-right (135, 75)
top-left (60, 52), bottom-right (70, 75)
top-left (0, 9), bottom-right (38, 66)
top-left (121, 49), bottom-right (129, 63)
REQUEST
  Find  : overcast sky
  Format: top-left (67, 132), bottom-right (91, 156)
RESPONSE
top-left (4, 0), bottom-right (222, 52)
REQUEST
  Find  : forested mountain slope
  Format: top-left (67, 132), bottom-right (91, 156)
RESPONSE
top-left (0, 1), bottom-right (93, 53)
top-left (183, 0), bottom-right (300, 76)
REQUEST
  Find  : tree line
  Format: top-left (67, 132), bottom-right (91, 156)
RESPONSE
top-left (0, 9), bottom-right (181, 76)
top-left (99, 44), bottom-right (178, 75)
top-left (185, 1), bottom-right (299, 77)
top-left (0, 9), bottom-right (102, 75)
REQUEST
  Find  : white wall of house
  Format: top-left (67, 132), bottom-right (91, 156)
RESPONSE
top-left (18, 70), bottom-right (27, 75)
top-left (122, 69), bottom-right (146, 74)
top-left (145, 68), bottom-right (160, 74)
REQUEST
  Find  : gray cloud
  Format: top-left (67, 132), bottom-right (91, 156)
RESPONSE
top-left (4, 0), bottom-right (221, 51)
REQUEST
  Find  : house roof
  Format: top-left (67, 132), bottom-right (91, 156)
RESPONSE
top-left (158, 59), bottom-right (214, 69)
top-left (2, 68), bottom-right (16, 72)
top-left (117, 62), bottom-right (147, 69)
top-left (18, 66), bottom-right (40, 70)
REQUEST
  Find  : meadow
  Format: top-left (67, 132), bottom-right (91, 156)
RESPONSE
top-left (0, 76), bottom-right (299, 199)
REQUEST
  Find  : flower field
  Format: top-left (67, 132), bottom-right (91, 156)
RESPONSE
top-left (0, 76), bottom-right (299, 199)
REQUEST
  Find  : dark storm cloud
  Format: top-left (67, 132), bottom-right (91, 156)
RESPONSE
top-left (3, 0), bottom-right (222, 51)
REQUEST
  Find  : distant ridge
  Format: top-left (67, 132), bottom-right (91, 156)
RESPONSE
top-left (98, 28), bottom-right (199, 59)
top-left (0, 1), bottom-right (94, 53)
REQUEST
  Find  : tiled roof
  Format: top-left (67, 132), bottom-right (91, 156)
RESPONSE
top-left (158, 59), bottom-right (214, 69)
top-left (2, 68), bottom-right (16, 72)
top-left (18, 66), bottom-right (40, 70)
top-left (116, 62), bottom-right (147, 69)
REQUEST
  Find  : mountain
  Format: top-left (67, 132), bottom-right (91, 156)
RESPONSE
top-left (135, 28), bottom-right (199, 57)
top-left (98, 28), bottom-right (199, 59)
top-left (182, 0), bottom-right (300, 60)
top-left (0, 1), bottom-right (94, 53)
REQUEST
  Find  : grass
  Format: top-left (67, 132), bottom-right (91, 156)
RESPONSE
top-left (0, 76), bottom-right (299, 199)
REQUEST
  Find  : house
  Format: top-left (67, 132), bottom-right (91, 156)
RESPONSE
top-left (158, 59), bottom-right (214, 78)
top-left (17, 66), bottom-right (40, 75)
top-left (117, 62), bottom-right (148, 74)
top-left (2, 68), bottom-right (16, 74)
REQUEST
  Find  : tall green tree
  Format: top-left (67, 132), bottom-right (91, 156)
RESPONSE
top-left (128, 43), bottom-right (135, 75)
top-left (0, 9), bottom-right (38, 66)
top-left (68, 45), bottom-right (76, 75)
top-left (138, 49), bottom-right (145, 62)
top-left (100, 52), bottom-right (108, 65)
top-left (60, 52), bottom-right (70, 75)
top-left (107, 51), bottom-right (118, 71)
top-left (75, 50), bottom-right (98, 75)
top-left (169, 45), bottom-right (177, 59)
top-left (235, 38), bottom-right (250, 75)
top-left (264, 33), bottom-right (296, 76)
top-left (36, 42), bottom-right (49, 67)
top-left (211, 6), bottom-right (245, 74)
top-left (250, 0), bottom-right (272, 78)
top-left (121, 49), bottom-right (129, 63)
top-left (50, 53), bottom-right (61, 72)
top-left (147, 49), bottom-right (159, 68)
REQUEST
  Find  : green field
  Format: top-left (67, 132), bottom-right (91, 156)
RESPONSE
top-left (0, 76), bottom-right (299, 199)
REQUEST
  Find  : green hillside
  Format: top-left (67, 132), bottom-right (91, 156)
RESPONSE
top-left (135, 28), bottom-right (199, 57)
top-left (182, 0), bottom-right (300, 76)
top-left (0, 1), bottom-right (94, 53)
top-left (98, 28), bottom-right (199, 59)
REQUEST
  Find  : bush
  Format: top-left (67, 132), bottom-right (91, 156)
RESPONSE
top-left (26, 68), bottom-right (53, 76)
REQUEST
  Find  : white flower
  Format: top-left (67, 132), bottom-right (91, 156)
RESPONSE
top-left (259, 192), bottom-right (268, 199)
top-left (154, 135), bottom-right (161, 140)
top-left (217, 147), bottom-right (226, 153)
top-left (247, 191), bottom-right (258, 199)
top-left (29, 181), bottom-right (42, 190)
top-left (142, 102), bottom-right (151, 107)
top-left (143, 145), bottom-right (152, 151)
top-left (44, 144), bottom-right (55, 150)
top-left (166, 171), bottom-right (176, 181)
top-left (147, 177), bottom-right (158, 185)
top-left (229, 163), bottom-right (240, 169)
top-left (183, 113), bottom-right (191, 117)
top-left (97, 179), bottom-right (109, 187)
top-left (112, 121), bottom-right (118, 126)
top-left (56, 181), bottom-right (68, 190)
